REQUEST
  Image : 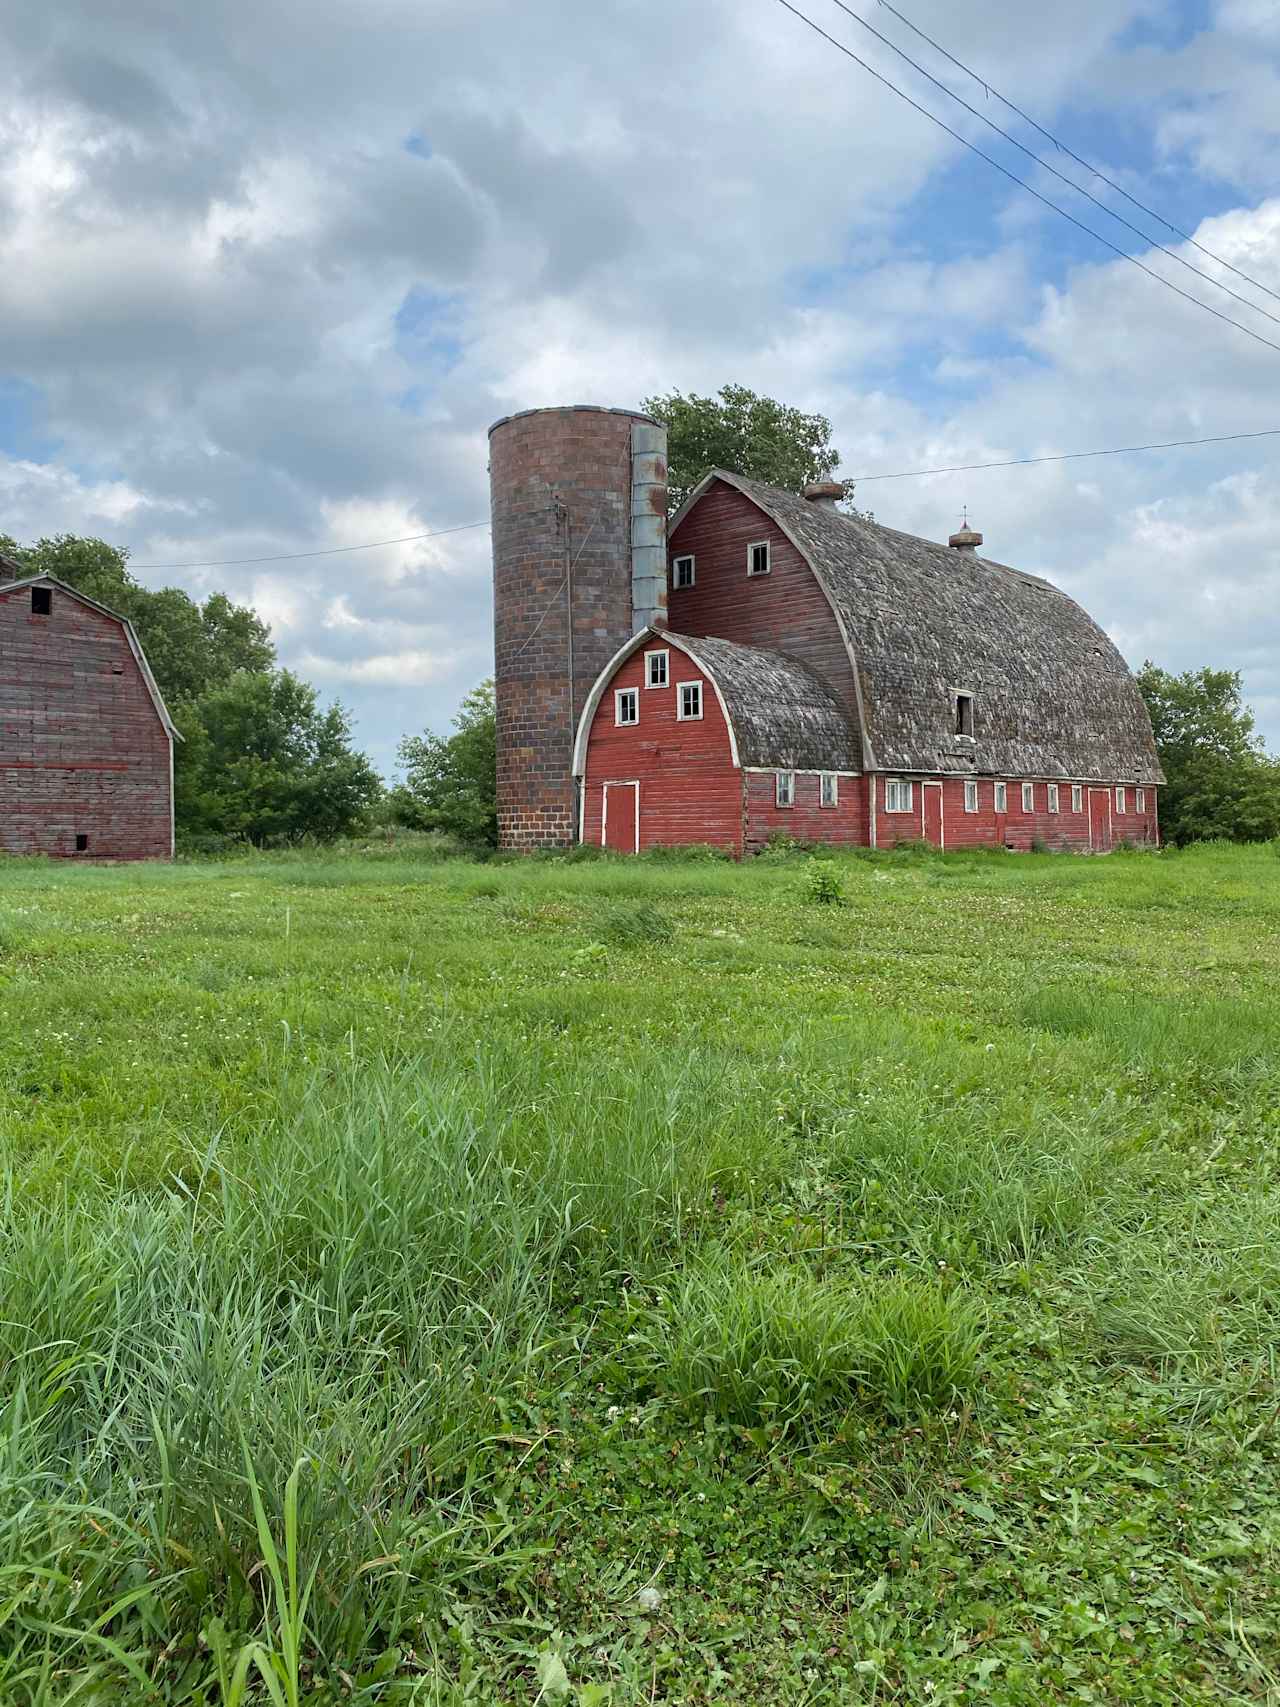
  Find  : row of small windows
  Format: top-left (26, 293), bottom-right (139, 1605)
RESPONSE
top-left (886, 780), bottom-right (1147, 814)
top-left (615, 665), bottom-right (702, 727)
top-left (670, 542), bottom-right (771, 589)
top-left (775, 772), bottom-right (841, 808)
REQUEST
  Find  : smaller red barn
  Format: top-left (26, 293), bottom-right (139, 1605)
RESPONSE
top-left (0, 565), bottom-right (180, 860)
top-left (573, 628), bottom-right (866, 857)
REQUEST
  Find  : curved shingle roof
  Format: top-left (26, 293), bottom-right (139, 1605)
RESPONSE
top-left (668, 631), bottom-right (860, 771)
top-left (703, 473), bottom-right (1164, 785)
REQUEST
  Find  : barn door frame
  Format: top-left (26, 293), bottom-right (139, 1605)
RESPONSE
top-left (921, 780), bottom-right (945, 849)
top-left (1087, 786), bottom-right (1112, 853)
top-left (601, 780), bottom-right (640, 854)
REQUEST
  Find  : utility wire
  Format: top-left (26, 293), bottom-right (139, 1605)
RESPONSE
top-left (873, 0), bottom-right (1280, 308)
top-left (825, 0), bottom-right (1280, 331)
top-left (848, 425), bottom-right (1280, 482)
top-left (772, 0), bottom-right (1280, 358)
top-left (130, 519), bottom-right (490, 570)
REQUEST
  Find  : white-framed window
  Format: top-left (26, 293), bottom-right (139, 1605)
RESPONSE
top-left (994, 781), bottom-right (1008, 813)
top-left (820, 772), bottom-right (838, 808)
top-left (964, 779), bottom-right (979, 813)
top-left (672, 554), bottom-right (695, 588)
top-left (885, 778), bottom-right (913, 813)
top-left (776, 771), bottom-right (795, 807)
top-left (1047, 784), bottom-right (1059, 813)
top-left (954, 691), bottom-right (975, 738)
top-left (747, 540), bottom-right (771, 577)
top-left (1115, 786), bottom-right (1126, 813)
top-left (1072, 785), bottom-right (1083, 813)
top-left (615, 688), bottom-right (638, 726)
top-left (1136, 788), bottom-right (1146, 812)
top-left (1022, 783), bottom-right (1035, 812)
top-left (645, 649), bottom-right (669, 689)
top-left (677, 681), bottom-right (703, 721)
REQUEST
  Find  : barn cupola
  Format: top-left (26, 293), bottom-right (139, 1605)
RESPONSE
top-left (0, 550), bottom-right (21, 582)
top-left (948, 509), bottom-right (983, 552)
top-left (803, 481), bottom-right (845, 511)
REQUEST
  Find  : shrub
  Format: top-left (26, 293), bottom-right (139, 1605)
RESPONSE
top-left (803, 860), bottom-right (845, 906)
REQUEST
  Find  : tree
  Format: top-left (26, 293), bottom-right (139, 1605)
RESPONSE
top-left (1136, 663), bottom-right (1280, 845)
top-left (394, 680), bottom-right (497, 847)
top-left (177, 670), bottom-right (383, 844)
top-left (641, 384), bottom-right (848, 513)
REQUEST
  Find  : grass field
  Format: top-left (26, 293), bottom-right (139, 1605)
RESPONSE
top-left (2, 838), bottom-right (1279, 1704)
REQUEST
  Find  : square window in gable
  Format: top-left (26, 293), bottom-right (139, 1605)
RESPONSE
top-left (645, 649), bottom-right (669, 689)
top-left (677, 681), bottom-right (703, 721)
top-left (672, 555), bottom-right (695, 589)
top-left (746, 541), bottom-right (771, 577)
top-left (615, 688), bottom-right (638, 726)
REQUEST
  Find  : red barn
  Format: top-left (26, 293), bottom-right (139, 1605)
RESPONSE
top-left (572, 470), bottom-right (1163, 854)
top-left (0, 556), bottom-right (179, 860)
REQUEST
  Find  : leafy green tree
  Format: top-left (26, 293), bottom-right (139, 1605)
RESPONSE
top-left (1137, 663), bottom-right (1280, 844)
top-left (0, 534), bottom-right (274, 703)
top-left (394, 680), bottom-right (497, 847)
top-left (177, 670), bottom-right (382, 844)
top-left (641, 384), bottom-right (848, 513)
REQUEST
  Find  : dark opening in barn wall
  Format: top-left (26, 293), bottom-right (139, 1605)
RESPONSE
top-left (31, 586), bottom-right (51, 616)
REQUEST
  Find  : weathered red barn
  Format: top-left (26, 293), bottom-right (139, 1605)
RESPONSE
top-left (489, 406), bottom-right (1163, 854)
top-left (0, 555), bottom-right (179, 859)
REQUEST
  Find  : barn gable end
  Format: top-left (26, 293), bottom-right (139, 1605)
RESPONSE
top-left (0, 576), bottom-right (178, 860)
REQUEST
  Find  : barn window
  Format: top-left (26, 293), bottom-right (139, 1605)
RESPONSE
top-left (776, 771), bottom-right (795, 807)
top-left (1047, 783), bottom-right (1059, 813)
top-left (1115, 786), bottom-right (1126, 813)
top-left (953, 691), bottom-right (975, 737)
top-left (994, 781), bottom-right (1007, 813)
top-left (885, 778), bottom-right (913, 812)
top-left (111, 662), bottom-right (124, 676)
top-left (820, 772), bottom-right (838, 807)
top-left (672, 554), bottom-right (695, 589)
top-left (746, 541), bottom-right (771, 577)
top-left (615, 688), bottom-right (638, 726)
top-left (1072, 785), bottom-right (1083, 813)
top-left (964, 779), bottom-right (978, 812)
top-left (677, 681), bottom-right (703, 721)
top-left (1022, 783), bottom-right (1035, 812)
top-left (75, 834), bottom-right (88, 853)
top-left (1136, 788), bottom-right (1146, 812)
top-left (645, 649), bottom-right (669, 689)
top-left (31, 586), bottom-right (52, 616)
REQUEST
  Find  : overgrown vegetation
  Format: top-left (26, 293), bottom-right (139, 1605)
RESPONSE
top-left (1137, 660), bottom-right (1280, 843)
top-left (1, 842), bottom-right (1279, 1702)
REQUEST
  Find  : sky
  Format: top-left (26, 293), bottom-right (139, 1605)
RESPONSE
top-left (1, 0), bottom-right (1278, 775)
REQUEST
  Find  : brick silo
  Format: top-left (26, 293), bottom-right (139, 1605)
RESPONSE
top-left (489, 405), bottom-right (668, 850)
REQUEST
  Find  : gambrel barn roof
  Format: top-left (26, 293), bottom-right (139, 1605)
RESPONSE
top-left (674, 472), bottom-right (1164, 785)
top-left (573, 628), bottom-right (860, 774)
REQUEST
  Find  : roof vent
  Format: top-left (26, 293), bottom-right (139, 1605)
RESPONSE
top-left (803, 481), bottom-right (844, 510)
top-left (948, 508), bottom-right (983, 552)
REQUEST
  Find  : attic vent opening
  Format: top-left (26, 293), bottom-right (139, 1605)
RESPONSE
top-left (31, 586), bottom-right (52, 616)
top-left (954, 692), bottom-right (974, 737)
top-left (75, 834), bottom-right (88, 853)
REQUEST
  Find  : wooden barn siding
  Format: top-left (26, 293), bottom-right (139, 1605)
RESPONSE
top-left (0, 589), bottom-right (172, 859)
top-left (873, 775), bottom-right (1158, 851)
top-left (581, 648), bottom-right (743, 855)
top-left (744, 770), bottom-right (869, 854)
top-left (668, 483), bottom-right (863, 743)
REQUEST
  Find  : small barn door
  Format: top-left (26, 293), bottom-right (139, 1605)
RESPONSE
top-left (922, 782), bottom-right (944, 848)
top-left (602, 782), bottom-right (639, 854)
top-left (1088, 787), bottom-right (1112, 853)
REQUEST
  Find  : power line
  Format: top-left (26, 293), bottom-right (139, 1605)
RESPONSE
top-left (772, 0), bottom-right (1280, 358)
top-left (873, 0), bottom-right (1280, 309)
top-left (825, 0), bottom-right (1280, 332)
top-left (848, 425), bottom-right (1280, 483)
top-left (130, 519), bottom-right (490, 570)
